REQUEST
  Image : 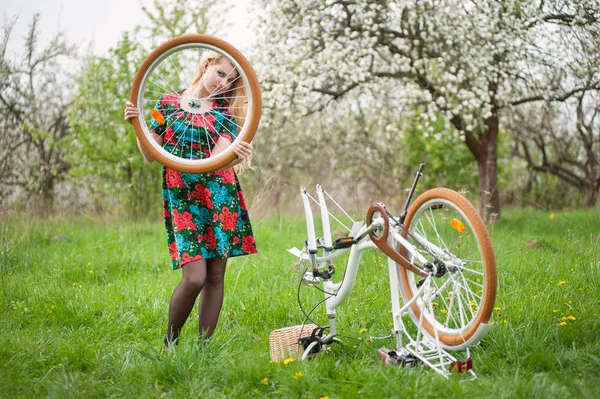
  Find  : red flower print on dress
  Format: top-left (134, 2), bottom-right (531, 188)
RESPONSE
top-left (168, 241), bottom-right (178, 260)
top-left (195, 114), bottom-right (217, 132)
top-left (197, 234), bottom-right (203, 242)
top-left (172, 209), bottom-right (197, 231)
top-left (242, 235), bottom-right (256, 253)
top-left (164, 128), bottom-right (177, 145)
top-left (191, 183), bottom-right (214, 209)
top-left (166, 168), bottom-right (186, 188)
top-left (161, 93), bottom-right (179, 107)
top-left (164, 208), bottom-right (171, 218)
top-left (216, 169), bottom-right (236, 185)
top-left (220, 207), bottom-right (238, 231)
top-left (181, 252), bottom-right (203, 265)
top-left (204, 227), bottom-right (217, 250)
top-left (238, 190), bottom-right (248, 210)
top-left (233, 236), bottom-right (240, 244)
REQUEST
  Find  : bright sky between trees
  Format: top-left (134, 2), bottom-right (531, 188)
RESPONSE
top-left (1, 0), bottom-right (255, 55)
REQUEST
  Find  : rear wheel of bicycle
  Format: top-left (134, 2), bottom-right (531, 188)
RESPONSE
top-left (398, 188), bottom-right (497, 348)
top-left (129, 34), bottom-right (261, 173)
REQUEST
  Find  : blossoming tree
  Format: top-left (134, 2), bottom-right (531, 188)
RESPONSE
top-left (255, 0), bottom-right (600, 221)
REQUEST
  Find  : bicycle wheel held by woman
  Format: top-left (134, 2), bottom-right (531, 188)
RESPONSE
top-left (124, 35), bottom-right (259, 347)
top-left (128, 34), bottom-right (261, 174)
top-left (397, 188), bottom-right (497, 349)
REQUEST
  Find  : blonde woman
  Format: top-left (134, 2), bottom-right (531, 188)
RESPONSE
top-left (124, 52), bottom-right (257, 346)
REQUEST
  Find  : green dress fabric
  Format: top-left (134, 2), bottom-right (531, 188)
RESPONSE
top-left (149, 92), bottom-right (257, 270)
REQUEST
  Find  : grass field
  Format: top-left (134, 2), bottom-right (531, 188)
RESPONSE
top-left (1, 207), bottom-right (599, 398)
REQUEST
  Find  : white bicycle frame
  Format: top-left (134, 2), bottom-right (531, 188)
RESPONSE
top-left (288, 185), bottom-right (490, 378)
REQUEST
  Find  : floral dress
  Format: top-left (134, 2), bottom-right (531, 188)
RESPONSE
top-left (150, 92), bottom-right (257, 270)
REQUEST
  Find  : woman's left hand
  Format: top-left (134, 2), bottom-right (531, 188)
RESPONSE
top-left (232, 141), bottom-right (253, 160)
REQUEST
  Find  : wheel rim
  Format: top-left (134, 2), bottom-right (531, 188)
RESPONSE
top-left (399, 193), bottom-right (495, 345)
top-left (131, 35), bottom-right (261, 173)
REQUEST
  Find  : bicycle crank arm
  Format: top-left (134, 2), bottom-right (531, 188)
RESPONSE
top-left (366, 203), bottom-right (428, 278)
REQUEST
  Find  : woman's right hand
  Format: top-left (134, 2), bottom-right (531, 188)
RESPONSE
top-left (124, 101), bottom-right (139, 124)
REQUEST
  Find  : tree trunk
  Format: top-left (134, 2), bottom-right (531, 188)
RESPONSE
top-left (477, 116), bottom-right (501, 222)
top-left (456, 109), bottom-right (501, 221)
top-left (584, 185), bottom-right (598, 208)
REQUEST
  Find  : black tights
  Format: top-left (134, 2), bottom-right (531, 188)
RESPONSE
top-left (165, 258), bottom-right (227, 346)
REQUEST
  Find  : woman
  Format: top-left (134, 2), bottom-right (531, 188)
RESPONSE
top-left (124, 51), bottom-right (257, 346)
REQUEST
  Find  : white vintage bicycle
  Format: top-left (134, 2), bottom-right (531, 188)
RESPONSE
top-left (288, 164), bottom-right (497, 378)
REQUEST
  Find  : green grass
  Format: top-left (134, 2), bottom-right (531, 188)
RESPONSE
top-left (1, 208), bottom-right (599, 398)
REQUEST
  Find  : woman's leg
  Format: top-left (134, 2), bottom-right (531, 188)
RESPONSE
top-left (198, 258), bottom-right (227, 340)
top-left (166, 259), bottom-right (206, 345)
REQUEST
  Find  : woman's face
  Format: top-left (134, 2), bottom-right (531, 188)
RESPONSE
top-left (201, 59), bottom-right (239, 98)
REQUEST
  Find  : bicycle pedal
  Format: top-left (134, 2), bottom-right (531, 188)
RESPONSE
top-left (450, 358), bottom-right (472, 374)
top-left (333, 237), bottom-right (354, 249)
top-left (378, 347), bottom-right (420, 368)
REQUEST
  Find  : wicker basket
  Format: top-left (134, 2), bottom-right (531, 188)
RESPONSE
top-left (269, 324), bottom-right (320, 362)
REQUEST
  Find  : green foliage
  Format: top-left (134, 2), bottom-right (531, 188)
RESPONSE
top-left (140, 0), bottom-right (229, 42)
top-left (1, 210), bottom-right (599, 397)
top-left (66, 32), bottom-right (162, 215)
top-left (401, 116), bottom-right (478, 193)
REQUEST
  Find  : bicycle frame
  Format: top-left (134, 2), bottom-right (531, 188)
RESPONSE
top-left (288, 181), bottom-right (490, 378)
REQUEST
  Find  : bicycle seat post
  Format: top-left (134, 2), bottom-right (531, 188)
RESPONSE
top-left (400, 163), bottom-right (425, 223)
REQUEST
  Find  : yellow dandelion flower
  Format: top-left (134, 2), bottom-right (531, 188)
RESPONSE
top-left (320, 396), bottom-right (329, 399)
top-left (241, 306), bottom-right (247, 311)
top-left (364, 338), bottom-right (373, 344)
top-left (294, 371), bottom-right (303, 379)
top-left (360, 328), bottom-right (368, 334)
top-left (494, 307), bottom-right (501, 312)
top-left (559, 321), bottom-right (567, 326)
top-left (283, 357), bottom-right (295, 365)
top-left (51, 305), bottom-right (55, 310)
top-left (561, 316), bottom-right (567, 321)
top-left (89, 270), bottom-right (93, 274)
top-left (553, 309), bottom-right (558, 313)
top-left (23, 307), bottom-right (28, 312)
top-left (568, 315), bottom-right (576, 321)
top-left (431, 301), bottom-right (438, 307)
top-left (440, 309), bottom-right (447, 314)
top-left (262, 377), bottom-right (269, 385)
top-left (558, 281), bottom-right (566, 285)
top-left (549, 213), bottom-right (556, 220)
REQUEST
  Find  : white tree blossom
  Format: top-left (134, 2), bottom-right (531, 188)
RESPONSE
top-left (255, 0), bottom-right (600, 220)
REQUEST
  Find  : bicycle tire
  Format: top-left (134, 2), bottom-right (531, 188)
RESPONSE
top-left (397, 188), bottom-right (497, 348)
top-left (129, 34), bottom-right (261, 173)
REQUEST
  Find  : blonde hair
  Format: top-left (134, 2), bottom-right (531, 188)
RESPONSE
top-left (191, 51), bottom-right (247, 129)
top-left (190, 51), bottom-right (252, 173)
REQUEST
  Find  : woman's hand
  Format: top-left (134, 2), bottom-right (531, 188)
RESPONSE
top-left (124, 101), bottom-right (139, 124)
top-left (231, 141), bottom-right (253, 160)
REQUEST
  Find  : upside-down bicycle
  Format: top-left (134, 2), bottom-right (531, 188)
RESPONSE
top-left (286, 164), bottom-right (497, 378)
